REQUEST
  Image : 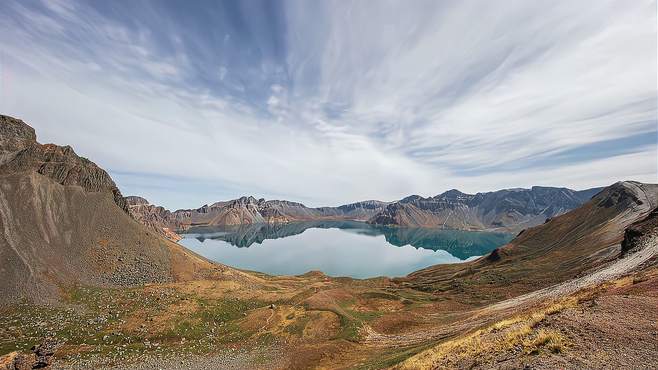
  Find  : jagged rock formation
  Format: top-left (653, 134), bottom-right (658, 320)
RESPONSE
top-left (621, 207), bottom-right (658, 255)
top-left (0, 115), bottom-right (219, 304)
top-left (125, 196), bottom-right (183, 241)
top-left (368, 186), bottom-right (602, 233)
top-left (0, 115), bottom-right (37, 153)
top-left (399, 181), bottom-right (658, 297)
top-left (126, 196), bottom-right (391, 231)
top-left (0, 115), bottom-right (127, 212)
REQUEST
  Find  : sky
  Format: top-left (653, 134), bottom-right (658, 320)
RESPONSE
top-left (0, 0), bottom-right (656, 210)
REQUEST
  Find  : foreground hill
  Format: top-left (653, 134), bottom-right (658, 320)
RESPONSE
top-left (368, 186), bottom-right (602, 233)
top-left (0, 115), bottom-right (225, 304)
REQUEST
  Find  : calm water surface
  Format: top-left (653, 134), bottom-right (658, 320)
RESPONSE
top-left (179, 221), bottom-right (513, 278)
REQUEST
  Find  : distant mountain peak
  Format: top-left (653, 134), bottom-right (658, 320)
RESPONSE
top-left (435, 189), bottom-right (472, 200)
top-left (400, 195), bottom-right (424, 203)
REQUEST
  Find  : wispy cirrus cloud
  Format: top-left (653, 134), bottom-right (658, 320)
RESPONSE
top-left (0, 0), bottom-right (655, 209)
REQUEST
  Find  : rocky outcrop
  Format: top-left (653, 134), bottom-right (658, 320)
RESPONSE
top-left (125, 195), bottom-right (149, 205)
top-left (125, 196), bottom-right (183, 241)
top-left (0, 115), bottom-right (127, 212)
top-left (0, 338), bottom-right (58, 369)
top-left (0, 350), bottom-right (36, 370)
top-left (621, 207), bottom-right (658, 256)
top-left (368, 186), bottom-right (603, 233)
top-left (0, 115), bottom-right (36, 154)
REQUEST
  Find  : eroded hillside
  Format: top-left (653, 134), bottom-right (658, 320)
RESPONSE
top-left (0, 115), bottom-right (229, 304)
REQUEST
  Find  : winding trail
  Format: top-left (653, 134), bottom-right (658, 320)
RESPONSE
top-left (256, 306), bottom-right (277, 334)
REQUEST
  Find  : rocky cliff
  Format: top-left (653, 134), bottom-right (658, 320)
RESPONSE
top-left (125, 196), bottom-right (183, 241)
top-left (368, 186), bottom-right (603, 233)
top-left (0, 115), bottom-right (220, 304)
top-left (621, 207), bottom-right (658, 255)
top-left (0, 116), bottom-right (128, 212)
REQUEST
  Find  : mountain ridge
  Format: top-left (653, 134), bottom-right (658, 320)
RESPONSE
top-left (368, 185), bottom-right (603, 232)
top-left (126, 196), bottom-right (392, 238)
top-left (126, 184), bottom-right (603, 239)
top-left (400, 180), bottom-right (657, 295)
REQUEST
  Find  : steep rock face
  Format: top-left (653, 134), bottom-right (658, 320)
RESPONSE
top-left (333, 200), bottom-right (391, 219)
top-left (0, 115), bottom-right (218, 304)
top-left (369, 186), bottom-right (602, 232)
top-left (125, 195), bottom-right (149, 205)
top-left (621, 207), bottom-right (658, 255)
top-left (125, 196), bottom-right (183, 241)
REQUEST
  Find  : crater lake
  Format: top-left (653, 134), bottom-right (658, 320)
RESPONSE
top-left (179, 221), bottom-right (514, 278)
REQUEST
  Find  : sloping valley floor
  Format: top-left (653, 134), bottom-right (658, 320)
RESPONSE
top-left (2, 237), bottom-right (657, 369)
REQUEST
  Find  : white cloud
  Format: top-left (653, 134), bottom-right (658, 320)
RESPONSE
top-left (0, 0), bottom-right (655, 209)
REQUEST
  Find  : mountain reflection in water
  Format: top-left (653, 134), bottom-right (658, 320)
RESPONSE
top-left (183, 221), bottom-right (513, 261)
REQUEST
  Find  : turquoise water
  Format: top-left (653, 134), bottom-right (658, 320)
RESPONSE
top-left (179, 221), bottom-right (513, 279)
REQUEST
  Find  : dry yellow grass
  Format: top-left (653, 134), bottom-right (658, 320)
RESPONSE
top-left (503, 324), bottom-right (533, 349)
top-left (396, 298), bottom-right (576, 369)
top-left (526, 329), bottom-right (566, 354)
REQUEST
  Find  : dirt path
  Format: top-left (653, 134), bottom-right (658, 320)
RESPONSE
top-left (257, 308), bottom-right (276, 333)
